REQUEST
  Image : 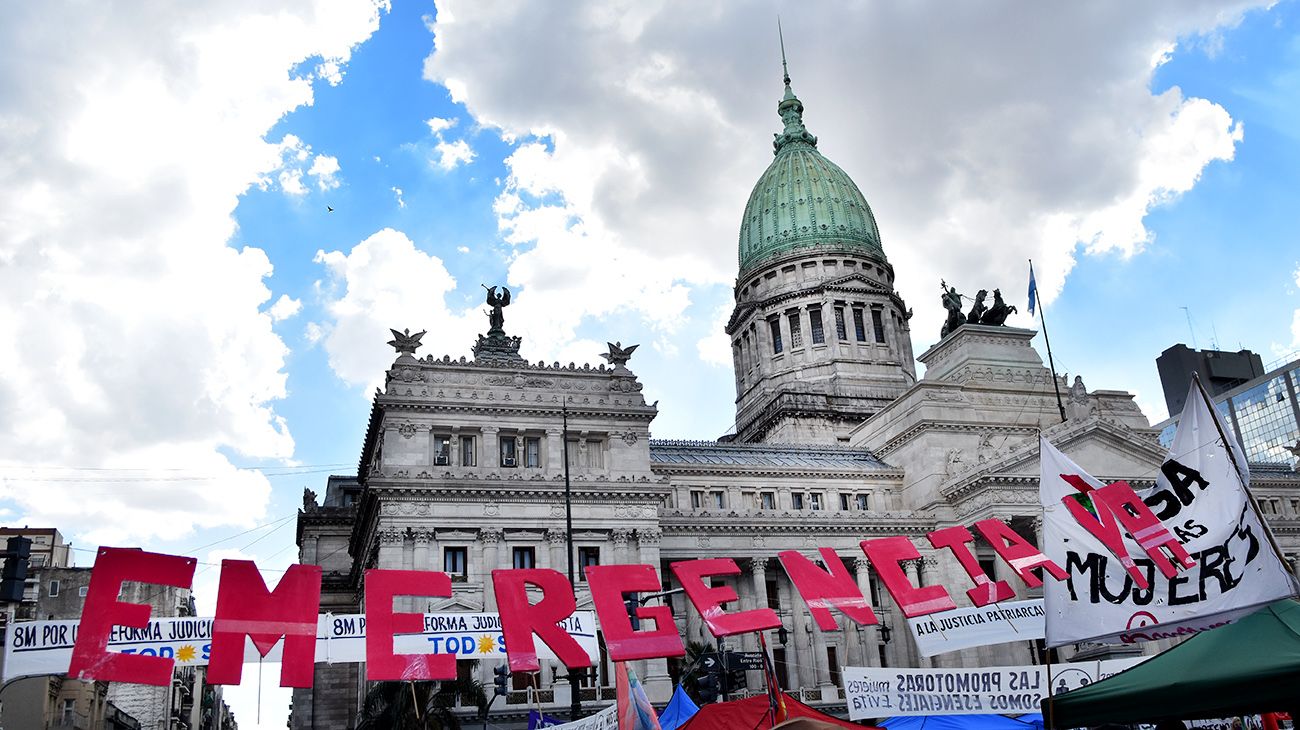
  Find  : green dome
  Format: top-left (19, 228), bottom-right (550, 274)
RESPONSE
top-left (737, 77), bottom-right (884, 277)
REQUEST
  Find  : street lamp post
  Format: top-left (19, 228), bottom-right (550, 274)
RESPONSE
top-left (561, 398), bottom-right (583, 721)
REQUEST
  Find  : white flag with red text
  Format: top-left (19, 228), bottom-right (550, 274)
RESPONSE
top-left (1039, 378), bottom-right (1298, 646)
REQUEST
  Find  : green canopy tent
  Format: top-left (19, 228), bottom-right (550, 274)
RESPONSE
top-left (1044, 599), bottom-right (1300, 727)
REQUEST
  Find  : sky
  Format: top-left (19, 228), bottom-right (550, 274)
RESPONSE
top-left (2, 0), bottom-right (1300, 725)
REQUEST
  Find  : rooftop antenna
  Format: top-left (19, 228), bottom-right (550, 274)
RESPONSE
top-left (1210, 321), bottom-right (1221, 351)
top-left (778, 17), bottom-right (790, 86)
top-left (1181, 306), bottom-right (1199, 350)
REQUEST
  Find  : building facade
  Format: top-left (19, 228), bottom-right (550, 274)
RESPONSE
top-left (291, 67), bottom-right (1300, 729)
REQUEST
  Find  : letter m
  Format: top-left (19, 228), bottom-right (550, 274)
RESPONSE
top-left (206, 560), bottom-right (322, 688)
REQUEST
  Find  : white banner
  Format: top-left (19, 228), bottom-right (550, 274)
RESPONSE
top-left (2, 611), bottom-right (599, 682)
top-left (1040, 379), bottom-right (1299, 647)
top-left (842, 657), bottom-right (1145, 719)
top-left (540, 704), bottom-right (617, 730)
top-left (907, 599), bottom-right (1045, 657)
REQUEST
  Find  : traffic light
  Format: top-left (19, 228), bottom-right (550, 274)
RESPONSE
top-left (1, 536), bottom-right (32, 603)
top-left (696, 667), bottom-right (719, 704)
top-left (493, 663), bottom-right (511, 696)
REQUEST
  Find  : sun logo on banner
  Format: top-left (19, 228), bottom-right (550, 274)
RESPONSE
top-left (477, 635), bottom-right (497, 654)
top-left (176, 645), bottom-right (197, 663)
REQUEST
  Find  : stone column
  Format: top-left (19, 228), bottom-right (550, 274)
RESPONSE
top-left (481, 425), bottom-right (499, 470)
top-left (786, 580), bottom-right (813, 692)
top-left (413, 529), bottom-right (431, 572)
top-left (809, 607), bottom-right (834, 698)
top-left (304, 535), bottom-right (319, 565)
top-left (544, 528), bottom-right (567, 692)
top-left (746, 558), bottom-right (770, 691)
top-left (904, 560), bottom-right (930, 668)
top-left (376, 528), bottom-right (403, 569)
top-left (546, 426), bottom-right (564, 476)
top-left (638, 529), bottom-right (672, 702)
top-left (479, 529), bottom-right (503, 610)
top-left (611, 528), bottom-right (633, 565)
top-left (1291, 555), bottom-right (1300, 581)
top-left (854, 557), bottom-right (880, 667)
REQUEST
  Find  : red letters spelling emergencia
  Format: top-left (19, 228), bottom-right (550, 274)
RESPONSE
top-left (859, 536), bottom-right (957, 618)
top-left (67, 496), bottom-right (1205, 687)
top-left (207, 560), bottom-right (322, 687)
top-left (1061, 477), bottom-right (1195, 588)
top-left (69, 548), bottom-right (196, 685)
top-left (670, 558), bottom-right (781, 637)
top-left (585, 564), bottom-right (685, 661)
top-left (927, 526), bottom-right (1015, 607)
top-left (777, 548), bottom-right (878, 630)
top-left (365, 569), bottom-right (457, 681)
top-left (492, 568), bottom-right (593, 672)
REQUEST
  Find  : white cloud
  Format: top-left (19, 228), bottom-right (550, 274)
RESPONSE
top-left (308, 154), bottom-right (341, 190)
top-left (696, 301), bottom-right (734, 368)
top-left (0, 1), bottom-right (387, 546)
top-left (314, 228), bottom-right (481, 391)
top-left (425, 1), bottom-right (1260, 358)
top-left (304, 321), bottom-right (325, 344)
top-left (268, 294), bottom-right (302, 321)
top-left (433, 138), bottom-right (476, 170)
top-left (456, 245), bottom-right (470, 253)
top-left (426, 116), bottom-right (458, 134)
top-left (392, 186), bottom-right (406, 207)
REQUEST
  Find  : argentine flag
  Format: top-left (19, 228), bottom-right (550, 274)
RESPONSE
top-left (1027, 262), bottom-right (1038, 316)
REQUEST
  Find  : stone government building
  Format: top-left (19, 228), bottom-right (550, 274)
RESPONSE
top-left (291, 66), bottom-right (1300, 728)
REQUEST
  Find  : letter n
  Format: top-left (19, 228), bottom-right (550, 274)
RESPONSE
top-left (777, 549), bottom-right (878, 630)
top-left (207, 560), bottom-right (322, 688)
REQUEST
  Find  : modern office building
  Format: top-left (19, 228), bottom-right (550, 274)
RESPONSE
top-left (1156, 344), bottom-right (1266, 417)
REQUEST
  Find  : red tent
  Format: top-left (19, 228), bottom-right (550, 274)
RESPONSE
top-left (677, 694), bottom-right (877, 730)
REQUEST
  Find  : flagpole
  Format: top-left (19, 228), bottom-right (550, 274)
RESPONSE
top-left (1030, 259), bottom-right (1067, 423)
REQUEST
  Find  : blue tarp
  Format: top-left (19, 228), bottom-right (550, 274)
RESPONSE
top-left (883, 715), bottom-right (1044, 730)
top-left (658, 685), bottom-right (700, 730)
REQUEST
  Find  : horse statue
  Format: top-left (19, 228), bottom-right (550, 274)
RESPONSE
top-left (966, 289), bottom-right (988, 324)
top-left (979, 288), bottom-right (1018, 326)
top-left (940, 281), bottom-right (966, 338)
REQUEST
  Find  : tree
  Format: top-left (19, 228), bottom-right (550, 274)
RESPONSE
top-left (355, 671), bottom-right (488, 730)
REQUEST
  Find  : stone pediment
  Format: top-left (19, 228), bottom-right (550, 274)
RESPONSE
top-left (942, 416), bottom-right (1165, 504)
top-left (429, 594), bottom-right (484, 612)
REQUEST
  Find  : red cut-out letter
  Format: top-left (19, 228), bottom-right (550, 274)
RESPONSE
top-left (68, 548), bottom-right (196, 684)
top-left (972, 520), bottom-right (1067, 588)
top-left (1063, 479), bottom-right (1194, 588)
top-left (365, 569), bottom-right (456, 681)
top-left (859, 537), bottom-right (955, 618)
top-left (585, 564), bottom-right (685, 661)
top-left (670, 558), bottom-right (780, 637)
top-left (493, 568), bottom-right (593, 672)
top-left (777, 549), bottom-right (878, 631)
top-left (208, 560), bottom-right (322, 687)
top-left (927, 526), bottom-right (1017, 606)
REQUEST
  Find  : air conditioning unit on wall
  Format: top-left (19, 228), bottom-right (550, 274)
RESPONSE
top-left (434, 455), bottom-right (449, 466)
top-left (503, 457), bottom-right (516, 467)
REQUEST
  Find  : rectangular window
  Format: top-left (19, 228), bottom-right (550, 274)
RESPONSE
top-left (444, 547), bottom-right (468, 580)
top-left (62, 699), bottom-right (75, 723)
top-left (839, 493), bottom-right (850, 511)
top-left (766, 577), bottom-right (781, 610)
top-left (872, 309), bottom-right (886, 343)
top-left (512, 546), bottom-right (536, 570)
top-left (810, 492), bottom-right (823, 511)
top-left (585, 439), bottom-right (603, 468)
top-left (433, 435), bottom-right (452, 466)
top-left (788, 312), bottom-right (803, 348)
top-left (834, 307), bottom-right (848, 340)
top-left (853, 308), bottom-right (867, 341)
top-left (500, 436), bottom-right (517, 467)
top-left (809, 308), bottom-right (825, 344)
top-left (579, 547), bottom-right (600, 576)
top-left (761, 492), bottom-right (776, 510)
top-left (856, 494), bottom-right (870, 511)
top-left (525, 437), bottom-right (541, 468)
top-left (769, 318), bottom-right (783, 354)
top-left (792, 493), bottom-right (805, 510)
top-left (78, 586), bottom-right (88, 598)
top-left (690, 490), bottom-right (704, 509)
top-left (566, 439), bottom-right (581, 470)
top-left (460, 436), bottom-right (476, 466)
top-left (48, 580), bottom-right (60, 597)
top-left (827, 646), bottom-right (841, 687)
top-left (711, 490), bottom-right (725, 509)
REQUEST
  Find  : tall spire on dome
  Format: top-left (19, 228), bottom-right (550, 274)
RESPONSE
top-left (773, 19), bottom-right (817, 154)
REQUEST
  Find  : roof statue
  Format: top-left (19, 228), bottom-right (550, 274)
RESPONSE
top-left (940, 280), bottom-right (1021, 338)
top-left (736, 27), bottom-right (884, 276)
top-left (472, 283), bottom-right (524, 363)
top-left (601, 341), bottom-right (639, 372)
top-left (387, 328), bottom-right (426, 355)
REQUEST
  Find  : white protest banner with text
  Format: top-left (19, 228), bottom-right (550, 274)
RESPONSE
top-left (842, 657), bottom-right (1146, 720)
top-left (907, 599), bottom-right (1045, 657)
top-left (3, 611), bottom-right (599, 682)
top-left (1040, 380), bottom-right (1298, 647)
